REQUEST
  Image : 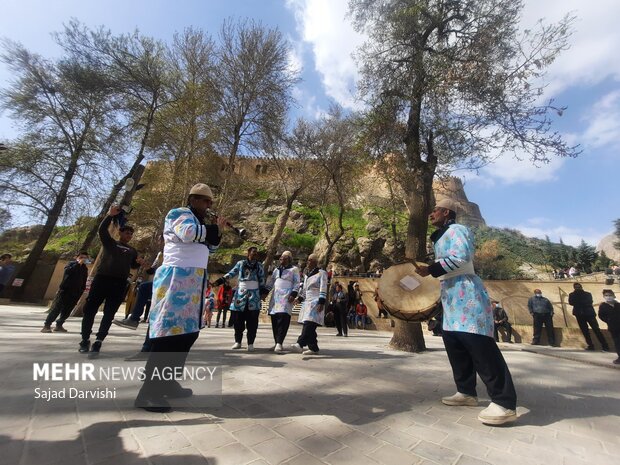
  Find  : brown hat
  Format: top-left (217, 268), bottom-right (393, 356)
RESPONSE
top-left (435, 198), bottom-right (459, 213)
top-left (534, 289), bottom-right (541, 293)
top-left (189, 183), bottom-right (213, 198)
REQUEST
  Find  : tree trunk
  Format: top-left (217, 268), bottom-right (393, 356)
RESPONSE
top-left (389, 319), bottom-right (426, 352)
top-left (263, 197), bottom-right (294, 270)
top-left (217, 129), bottom-right (242, 209)
top-left (72, 165), bottom-right (145, 317)
top-left (80, 104), bottom-right (156, 251)
top-left (12, 152), bottom-right (80, 301)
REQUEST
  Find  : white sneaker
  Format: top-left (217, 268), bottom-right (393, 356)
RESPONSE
top-left (290, 343), bottom-right (303, 353)
top-left (441, 392), bottom-right (478, 406)
top-left (274, 343), bottom-right (283, 352)
top-left (247, 344), bottom-right (255, 352)
top-left (477, 402), bottom-right (517, 425)
top-left (302, 349), bottom-right (319, 355)
top-left (231, 342), bottom-right (242, 350)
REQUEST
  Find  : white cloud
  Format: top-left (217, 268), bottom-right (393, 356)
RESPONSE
top-left (521, 0), bottom-right (620, 96)
top-left (499, 221), bottom-right (606, 247)
top-left (463, 150), bottom-right (566, 186)
top-left (286, 0), bottom-right (364, 110)
top-left (581, 90), bottom-right (620, 150)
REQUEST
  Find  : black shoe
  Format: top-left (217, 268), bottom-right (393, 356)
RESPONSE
top-left (53, 324), bottom-right (67, 333)
top-left (166, 381), bottom-right (193, 399)
top-left (336, 333), bottom-right (343, 336)
top-left (134, 395), bottom-right (171, 413)
top-left (112, 317), bottom-right (139, 330)
top-left (78, 340), bottom-right (90, 353)
top-left (602, 347), bottom-right (610, 352)
top-left (585, 346), bottom-right (595, 351)
top-left (88, 340), bottom-right (102, 358)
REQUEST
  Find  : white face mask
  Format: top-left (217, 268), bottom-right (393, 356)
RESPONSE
top-left (604, 296), bottom-right (615, 303)
top-left (535, 293), bottom-right (542, 298)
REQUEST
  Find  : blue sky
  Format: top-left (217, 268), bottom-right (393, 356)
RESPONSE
top-left (0, 0), bottom-right (618, 248)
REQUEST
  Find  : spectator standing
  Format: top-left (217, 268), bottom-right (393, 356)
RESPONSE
top-left (215, 280), bottom-right (233, 328)
top-left (114, 250), bottom-right (163, 330)
top-left (598, 289), bottom-right (620, 364)
top-left (492, 300), bottom-right (513, 343)
top-left (331, 282), bottom-right (348, 337)
top-left (41, 251), bottom-right (89, 333)
top-left (0, 253), bottom-right (15, 294)
top-left (527, 289), bottom-right (556, 346)
top-left (569, 283), bottom-right (609, 351)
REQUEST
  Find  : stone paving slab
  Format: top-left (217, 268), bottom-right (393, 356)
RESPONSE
top-left (1, 304), bottom-right (619, 465)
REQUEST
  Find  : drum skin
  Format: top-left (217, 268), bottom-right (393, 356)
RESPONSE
top-left (377, 262), bottom-right (441, 322)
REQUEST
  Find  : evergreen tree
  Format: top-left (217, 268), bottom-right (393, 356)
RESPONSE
top-left (576, 240), bottom-right (597, 273)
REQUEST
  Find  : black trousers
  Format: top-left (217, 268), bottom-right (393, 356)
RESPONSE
top-left (333, 304), bottom-right (348, 336)
top-left (442, 330), bottom-right (517, 410)
top-left (297, 321), bottom-right (319, 352)
top-left (234, 308), bottom-right (260, 344)
top-left (610, 329), bottom-right (620, 357)
top-left (81, 275), bottom-right (127, 342)
top-left (532, 313), bottom-right (555, 345)
top-left (45, 290), bottom-right (81, 326)
top-left (493, 322), bottom-right (513, 342)
top-left (576, 314), bottom-right (609, 349)
top-left (137, 331), bottom-right (199, 399)
top-left (270, 313), bottom-right (291, 344)
top-left (216, 307), bottom-right (228, 326)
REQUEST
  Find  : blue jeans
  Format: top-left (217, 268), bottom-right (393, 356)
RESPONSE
top-left (130, 281), bottom-right (153, 322)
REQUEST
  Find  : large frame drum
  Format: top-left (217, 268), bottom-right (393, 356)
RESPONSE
top-left (377, 262), bottom-right (441, 322)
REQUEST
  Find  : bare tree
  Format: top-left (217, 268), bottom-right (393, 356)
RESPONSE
top-left (0, 39), bottom-right (116, 298)
top-left (261, 119), bottom-right (323, 270)
top-left (214, 18), bottom-right (299, 208)
top-left (58, 21), bottom-right (171, 250)
top-left (310, 108), bottom-right (364, 268)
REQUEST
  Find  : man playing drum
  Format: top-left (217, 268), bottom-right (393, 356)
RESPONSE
top-left (415, 198), bottom-right (518, 425)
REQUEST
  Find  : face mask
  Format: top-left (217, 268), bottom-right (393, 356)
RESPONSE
top-left (604, 296), bottom-right (615, 303)
top-left (535, 293), bottom-right (542, 298)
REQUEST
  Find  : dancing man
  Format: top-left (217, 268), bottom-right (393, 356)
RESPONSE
top-left (292, 254), bottom-right (328, 355)
top-left (415, 198), bottom-right (517, 425)
top-left (267, 251), bottom-right (300, 352)
top-left (214, 246), bottom-right (267, 352)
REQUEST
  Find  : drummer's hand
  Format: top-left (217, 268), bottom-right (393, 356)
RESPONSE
top-left (317, 304), bottom-right (324, 313)
top-left (414, 263), bottom-right (430, 277)
top-left (287, 295), bottom-right (296, 303)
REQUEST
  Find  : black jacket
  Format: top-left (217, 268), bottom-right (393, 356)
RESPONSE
top-left (568, 289), bottom-right (596, 317)
top-left (59, 261), bottom-right (88, 295)
top-left (97, 216), bottom-right (140, 280)
top-left (598, 301), bottom-right (620, 331)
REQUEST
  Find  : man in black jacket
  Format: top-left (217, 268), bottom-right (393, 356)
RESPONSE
top-left (569, 283), bottom-right (609, 351)
top-left (598, 289), bottom-right (620, 364)
top-left (492, 301), bottom-right (513, 343)
top-left (79, 206), bottom-right (143, 356)
top-left (41, 251), bottom-right (89, 333)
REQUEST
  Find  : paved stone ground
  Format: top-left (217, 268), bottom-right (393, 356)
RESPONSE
top-left (1, 304), bottom-right (619, 465)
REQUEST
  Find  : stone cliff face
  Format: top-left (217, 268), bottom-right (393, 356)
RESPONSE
top-left (596, 233), bottom-right (620, 262)
top-left (432, 177), bottom-right (486, 228)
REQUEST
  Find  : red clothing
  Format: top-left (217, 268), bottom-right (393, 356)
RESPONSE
top-left (217, 285), bottom-right (233, 309)
top-left (356, 303), bottom-right (367, 316)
